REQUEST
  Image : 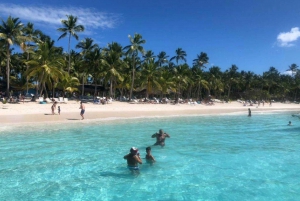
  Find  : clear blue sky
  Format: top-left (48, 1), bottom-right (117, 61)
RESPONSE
top-left (1, 0), bottom-right (300, 74)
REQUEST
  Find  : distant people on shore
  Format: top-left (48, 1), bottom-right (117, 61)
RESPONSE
top-left (51, 102), bottom-right (57, 115)
top-left (79, 101), bottom-right (85, 120)
top-left (145, 147), bottom-right (156, 163)
top-left (152, 129), bottom-right (170, 147)
top-left (248, 108), bottom-right (251, 117)
top-left (58, 106), bottom-right (61, 115)
top-left (124, 147), bottom-right (142, 172)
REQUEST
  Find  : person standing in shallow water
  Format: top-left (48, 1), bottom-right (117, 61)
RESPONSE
top-left (248, 108), bottom-right (251, 117)
top-left (124, 147), bottom-right (142, 172)
top-left (151, 129), bottom-right (170, 147)
top-left (145, 147), bottom-right (156, 163)
top-left (79, 101), bottom-right (85, 120)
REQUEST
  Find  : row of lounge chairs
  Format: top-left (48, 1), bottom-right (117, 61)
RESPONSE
top-left (38, 97), bottom-right (69, 104)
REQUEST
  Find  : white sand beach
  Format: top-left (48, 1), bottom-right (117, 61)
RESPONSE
top-left (0, 100), bottom-right (299, 125)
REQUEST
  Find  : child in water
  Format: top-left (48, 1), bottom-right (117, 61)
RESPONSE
top-left (58, 106), bottom-right (61, 115)
top-left (145, 147), bottom-right (156, 163)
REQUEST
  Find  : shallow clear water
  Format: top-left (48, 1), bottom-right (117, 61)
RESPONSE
top-left (1, 112), bottom-right (300, 201)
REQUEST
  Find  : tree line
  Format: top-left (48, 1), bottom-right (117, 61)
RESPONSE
top-left (0, 15), bottom-right (299, 102)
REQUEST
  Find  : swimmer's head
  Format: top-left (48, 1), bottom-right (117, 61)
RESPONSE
top-left (130, 147), bottom-right (139, 154)
top-left (159, 129), bottom-right (163, 134)
top-left (146, 147), bottom-right (151, 152)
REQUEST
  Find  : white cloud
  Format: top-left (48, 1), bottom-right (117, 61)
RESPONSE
top-left (0, 3), bottom-right (120, 33)
top-left (277, 27), bottom-right (300, 47)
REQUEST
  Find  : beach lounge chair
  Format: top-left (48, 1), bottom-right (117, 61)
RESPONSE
top-left (45, 98), bottom-right (53, 103)
top-left (37, 97), bottom-right (44, 103)
top-left (64, 98), bottom-right (68, 103)
top-left (59, 97), bottom-right (65, 103)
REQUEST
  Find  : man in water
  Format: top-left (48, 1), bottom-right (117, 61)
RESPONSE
top-left (79, 101), bottom-right (85, 120)
top-left (248, 108), bottom-right (251, 117)
top-left (288, 121), bottom-right (292, 126)
top-left (124, 147), bottom-right (142, 171)
top-left (151, 129), bottom-right (170, 147)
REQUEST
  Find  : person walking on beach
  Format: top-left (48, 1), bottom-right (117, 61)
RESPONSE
top-left (51, 102), bottom-right (57, 115)
top-left (58, 106), bottom-right (61, 115)
top-left (151, 129), bottom-right (170, 147)
top-left (79, 101), bottom-right (85, 120)
top-left (145, 147), bottom-right (156, 163)
top-left (248, 108), bottom-right (251, 117)
top-left (124, 147), bottom-right (142, 172)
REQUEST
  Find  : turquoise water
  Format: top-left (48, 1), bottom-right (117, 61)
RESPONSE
top-left (1, 112), bottom-right (300, 201)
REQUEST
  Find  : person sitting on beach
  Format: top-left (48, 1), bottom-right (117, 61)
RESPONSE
top-left (51, 102), bottom-right (57, 115)
top-left (151, 129), bottom-right (170, 147)
top-left (124, 147), bottom-right (142, 171)
top-left (145, 147), bottom-right (156, 163)
top-left (288, 121), bottom-right (292, 126)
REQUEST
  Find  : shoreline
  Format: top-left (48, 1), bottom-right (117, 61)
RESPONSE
top-left (0, 101), bottom-right (299, 126)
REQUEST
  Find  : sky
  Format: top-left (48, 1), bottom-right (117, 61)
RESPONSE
top-left (1, 0), bottom-right (300, 75)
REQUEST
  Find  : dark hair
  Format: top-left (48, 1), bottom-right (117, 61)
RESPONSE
top-left (146, 146), bottom-right (151, 151)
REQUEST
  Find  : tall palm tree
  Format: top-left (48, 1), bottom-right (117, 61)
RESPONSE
top-left (224, 65), bottom-right (239, 99)
top-left (102, 42), bottom-right (126, 98)
top-left (76, 37), bottom-right (98, 96)
top-left (287, 63), bottom-right (298, 77)
top-left (156, 51), bottom-right (169, 67)
top-left (0, 16), bottom-right (26, 96)
top-left (142, 50), bottom-right (155, 64)
top-left (123, 33), bottom-right (146, 101)
top-left (139, 59), bottom-right (161, 98)
top-left (26, 39), bottom-right (65, 98)
top-left (193, 52), bottom-right (209, 68)
top-left (170, 48), bottom-right (187, 65)
top-left (57, 15), bottom-right (84, 74)
top-left (23, 22), bottom-right (42, 94)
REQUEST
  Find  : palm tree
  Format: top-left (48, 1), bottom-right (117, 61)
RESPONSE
top-left (76, 37), bottom-right (98, 96)
top-left (26, 39), bottom-right (65, 98)
top-left (156, 51), bottom-right (169, 67)
top-left (142, 50), bottom-right (155, 63)
top-left (170, 48), bottom-right (187, 65)
top-left (191, 66), bottom-right (209, 100)
top-left (193, 52), bottom-right (209, 68)
top-left (102, 42), bottom-right (126, 98)
top-left (57, 15), bottom-right (84, 74)
top-left (224, 65), bottom-right (239, 99)
top-left (287, 63), bottom-right (298, 77)
top-left (139, 59), bottom-right (161, 98)
top-left (123, 33), bottom-right (146, 101)
top-left (0, 16), bottom-right (26, 96)
top-left (23, 22), bottom-right (42, 94)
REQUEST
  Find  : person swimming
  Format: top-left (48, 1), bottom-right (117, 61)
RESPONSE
top-left (151, 129), bottom-right (170, 147)
top-left (123, 147), bottom-right (142, 171)
top-left (145, 147), bottom-right (155, 163)
top-left (288, 121), bottom-right (292, 126)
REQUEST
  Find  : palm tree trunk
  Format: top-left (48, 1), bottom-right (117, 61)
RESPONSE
top-left (129, 56), bottom-right (135, 101)
top-left (6, 45), bottom-right (10, 97)
top-left (68, 34), bottom-right (71, 74)
top-left (26, 52), bottom-right (29, 94)
top-left (227, 85), bottom-right (231, 99)
top-left (94, 78), bottom-right (97, 99)
top-left (110, 78), bottom-right (113, 97)
top-left (81, 75), bottom-right (85, 97)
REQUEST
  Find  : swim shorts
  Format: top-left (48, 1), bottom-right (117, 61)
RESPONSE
top-left (81, 109), bottom-right (85, 114)
top-left (128, 166), bottom-right (139, 170)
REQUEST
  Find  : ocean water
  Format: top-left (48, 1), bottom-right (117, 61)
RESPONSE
top-left (0, 112), bottom-right (300, 201)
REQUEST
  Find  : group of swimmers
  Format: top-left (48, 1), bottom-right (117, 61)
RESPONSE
top-left (123, 129), bottom-right (170, 172)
